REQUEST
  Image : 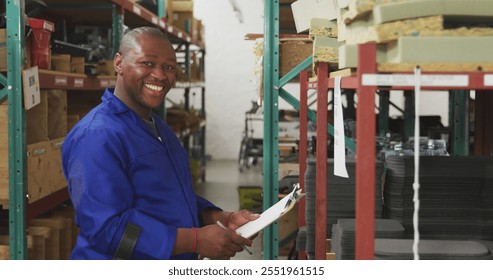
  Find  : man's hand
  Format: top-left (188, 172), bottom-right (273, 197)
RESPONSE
top-left (196, 223), bottom-right (253, 259)
top-left (227, 209), bottom-right (260, 231)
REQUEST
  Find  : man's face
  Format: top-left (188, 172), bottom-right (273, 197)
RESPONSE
top-left (115, 34), bottom-right (177, 117)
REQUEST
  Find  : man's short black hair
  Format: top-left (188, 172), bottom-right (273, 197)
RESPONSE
top-left (118, 26), bottom-right (168, 56)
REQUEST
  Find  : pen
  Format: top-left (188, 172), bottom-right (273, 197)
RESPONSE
top-left (216, 220), bottom-right (253, 255)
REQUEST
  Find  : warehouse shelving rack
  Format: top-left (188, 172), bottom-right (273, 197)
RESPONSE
top-left (263, 1), bottom-right (491, 260)
top-left (262, 0), bottom-right (356, 260)
top-left (2, 0), bottom-right (205, 259)
top-left (299, 44), bottom-right (493, 260)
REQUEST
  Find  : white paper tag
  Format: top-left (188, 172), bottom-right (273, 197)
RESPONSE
top-left (22, 66), bottom-right (40, 110)
top-left (334, 76), bottom-right (348, 178)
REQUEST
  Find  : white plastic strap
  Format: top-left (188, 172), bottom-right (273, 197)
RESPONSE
top-left (413, 66), bottom-right (421, 260)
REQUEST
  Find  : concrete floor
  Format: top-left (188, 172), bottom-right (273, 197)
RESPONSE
top-left (193, 159), bottom-right (265, 260)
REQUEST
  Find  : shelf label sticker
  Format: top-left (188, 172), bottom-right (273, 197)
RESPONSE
top-left (159, 20), bottom-right (166, 28)
top-left (152, 17), bottom-right (158, 25)
top-left (484, 74), bottom-right (493, 86)
top-left (178, 32), bottom-right (183, 38)
top-left (74, 78), bottom-right (84, 88)
top-left (186, 36), bottom-right (191, 42)
top-left (54, 76), bottom-right (68, 86)
top-left (100, 79), bottom-right (116, 88)
top-left (100, 80), bottom-right (110, 87)
top-left (362, 74), bottom-right (468, 87)
top-left (133, 5), bottom-right (141, 15)
top-left (21, 66), bottom-right (41, 110)
top-left (167, 26), bottom-right (173, 33)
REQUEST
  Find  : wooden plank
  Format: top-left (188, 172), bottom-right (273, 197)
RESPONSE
top-left (330, 68), bottom-right (356, 78)
top-left (326, 252), bottom-right (337, 260)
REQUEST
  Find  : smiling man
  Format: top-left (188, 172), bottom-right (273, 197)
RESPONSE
top-left (62, 27), bottom-right (258, 260)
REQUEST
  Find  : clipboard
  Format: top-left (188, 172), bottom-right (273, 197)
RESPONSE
top-left (235, 184), bottom-right (304, 239)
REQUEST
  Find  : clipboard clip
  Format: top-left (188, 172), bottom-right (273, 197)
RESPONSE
top-left (284, 183), bottom-right (301, 210)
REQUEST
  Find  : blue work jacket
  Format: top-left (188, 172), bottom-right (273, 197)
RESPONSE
top-left (62, 88), bottom-right (218, 259)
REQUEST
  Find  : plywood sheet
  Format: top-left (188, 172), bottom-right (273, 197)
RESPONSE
top-left (385, 36), bottom-right (493, 63)
top-left (309, 18), bottom-right (338, 39)
top-left (313, 37), bottom-right (341, 63)
top-left (373, 0), bottom-right (493, 25)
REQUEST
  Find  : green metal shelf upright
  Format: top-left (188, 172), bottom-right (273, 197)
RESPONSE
top-left (3, 0), bottom-right (27, 260)
top-left (262, 0), bottom-right (280, 260)
top-left (262, 0), bottom-right (357, 260)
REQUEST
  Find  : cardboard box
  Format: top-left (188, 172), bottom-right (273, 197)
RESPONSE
top-left (0, 102), bottom-right (53, 204)
top-left (173, 0), bottom-right (193, 12)
top-left (0, 29), bottom-right (6, 72)
top-left (166, 0), bottom-right (174, 24)
top-left (173, 12), bottom-right (194, 33)
top-left (26, 90), bottom-right (49, 144)
top-left (70, 57), bottom-right (85, 74)
top-left (98, 59), bottom-right (116, 76)
top-left (49, 137), bottom-right (66, 192)
top-left (51, 54), bottom-right (71, 73)
top-left (26, 140), bottom-right (52, 202)
top-left (47, 89), bottom-right (67, 140)
top-left (280, 40), bottom-right (313, 77)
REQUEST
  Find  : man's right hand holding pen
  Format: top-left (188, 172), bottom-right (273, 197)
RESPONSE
top-left (196, 209), bottom-right (260, 259)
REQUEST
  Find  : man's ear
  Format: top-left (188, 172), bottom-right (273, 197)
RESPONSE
top-left (114, 53), bottom-right (124, 74)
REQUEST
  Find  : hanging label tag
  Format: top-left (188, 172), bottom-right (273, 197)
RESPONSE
top-left (22, 66), bottom-right (41, 110)
top-left (334, 76), bottom-right (348, 178)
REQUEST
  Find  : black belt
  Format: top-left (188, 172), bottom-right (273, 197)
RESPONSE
top-left (113, 223), bottom-right (142, 260)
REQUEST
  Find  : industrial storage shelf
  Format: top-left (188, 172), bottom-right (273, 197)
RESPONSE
top-left (4, 0), bottom-right (207, 259)
top-left (307, 72), bottom-right (493, 91)
top-left (41, 0), bottom-right (204, 49)
top-left (302, 43), bottom-right (493, 260)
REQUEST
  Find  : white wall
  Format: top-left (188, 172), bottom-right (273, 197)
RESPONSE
top-left (168, 0), bottom-right (265, 160)
top-left (167, 0), bottom-right (450, 160)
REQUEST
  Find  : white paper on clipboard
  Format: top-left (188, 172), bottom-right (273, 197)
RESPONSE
top-left (235, 184), bottom-right (304, 239)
